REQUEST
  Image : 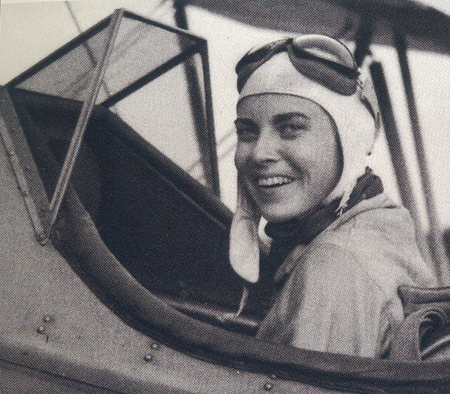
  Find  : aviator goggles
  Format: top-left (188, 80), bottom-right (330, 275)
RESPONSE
top-left (236, 35), bottom-right (361, 96)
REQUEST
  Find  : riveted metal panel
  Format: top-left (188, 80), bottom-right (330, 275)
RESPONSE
top-left (0, 116), bottom-right (348, 394)
top-left (0, 359), bottom-right (122, 394)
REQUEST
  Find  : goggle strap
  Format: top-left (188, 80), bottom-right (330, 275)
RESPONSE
top-left (359, 76), bottom-right (382, 132)
top-left (235, 39), bottom-right (288, 75)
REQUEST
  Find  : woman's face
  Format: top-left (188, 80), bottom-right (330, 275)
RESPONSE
top-left (235, 94), bottom-right (342, 223)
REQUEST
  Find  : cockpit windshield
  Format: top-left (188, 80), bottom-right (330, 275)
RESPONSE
top-left (9, 10), bottom-right (219, 238)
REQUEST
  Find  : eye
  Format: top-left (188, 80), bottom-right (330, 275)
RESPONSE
top-left (278, 122), bottom-right (308, 139)
top-left (236, 124), bottom-right (259, 142)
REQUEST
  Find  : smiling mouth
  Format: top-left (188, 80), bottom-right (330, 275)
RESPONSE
top-left (257, 176), bottom-right (294, 188)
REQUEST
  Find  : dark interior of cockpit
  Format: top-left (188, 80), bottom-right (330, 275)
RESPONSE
top-left (10, 88), bottom-right (274, 335)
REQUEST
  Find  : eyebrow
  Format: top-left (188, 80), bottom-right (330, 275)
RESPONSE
top-left (234, 118), bottom-right (256, 126)
top-left (273, 113), bottom-right (310, 123)
top-left (234, 112), bottom-right (310, 126)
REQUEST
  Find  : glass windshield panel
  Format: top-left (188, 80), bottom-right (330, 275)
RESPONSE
top-left (15, 15), bottom-right (199, 106)
top-left (113, 54), bottom-right (207, 184)
top-left (101, 15), bottom-right (198, 104)
top-left (16, 20), bottom-right (112, 102)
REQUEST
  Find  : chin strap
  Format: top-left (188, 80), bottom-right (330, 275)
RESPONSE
top-left (235, 285), bottom-right (250, 317)
top-left (359, 74), bottom-right (381, 139)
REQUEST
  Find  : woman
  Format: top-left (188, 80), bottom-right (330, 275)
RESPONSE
top-left (229, 35), bottom-right (436, 358)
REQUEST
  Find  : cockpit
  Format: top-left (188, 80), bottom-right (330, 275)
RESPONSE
top-left (6, 9), bottom-right (270, 335)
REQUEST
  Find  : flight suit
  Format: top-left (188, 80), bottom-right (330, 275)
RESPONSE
top-left (256, 193), bottom-right (437, 357)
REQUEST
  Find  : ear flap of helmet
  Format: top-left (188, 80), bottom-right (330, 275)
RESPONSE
top-left (229, 177), bottom-right (261, 283)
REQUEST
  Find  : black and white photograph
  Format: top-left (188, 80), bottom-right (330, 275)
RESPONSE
top-left (1, 0), bottom-right (450, 392)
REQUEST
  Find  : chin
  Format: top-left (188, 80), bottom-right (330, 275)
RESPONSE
top-left (259, 200), bottom-right (317, 223)
top-left (261, 208), bottom-right (305, 223)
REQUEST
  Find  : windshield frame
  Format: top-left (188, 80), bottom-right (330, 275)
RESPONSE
top-left (7, 9), bottom-right (220, 240)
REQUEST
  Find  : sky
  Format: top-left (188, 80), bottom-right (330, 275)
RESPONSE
top-left (0, 0), bottom-right (450, 237)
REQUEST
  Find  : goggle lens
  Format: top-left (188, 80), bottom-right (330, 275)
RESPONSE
top-left (236, 36), bottom-right (360, 96)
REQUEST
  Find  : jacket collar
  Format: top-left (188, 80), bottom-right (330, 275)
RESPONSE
top-left (265, 168), bottom-right (384, 281)
top-left (273, 192), bottom-right (396, 283)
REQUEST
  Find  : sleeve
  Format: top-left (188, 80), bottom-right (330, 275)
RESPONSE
top-left (256, 243), bottom-right (398, 357)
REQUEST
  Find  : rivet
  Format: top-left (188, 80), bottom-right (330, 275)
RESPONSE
top-left (150, 343), bottom-right (159, 350)
top-left (263, 382), bottom-right (273, 391)
top-left (43, 315), bottom-right (52, 323)
top-left (8, 150), bottom-right (14, 156)
top-left (269, 374), bottom-right (277, 380)
top-left (143, 354), bottom-right (153, 362)
top-left (37, 233), bottom-right (48, 245)
top-left (21, 189), bottom-right (29, 197)
top-left (37, 326), bottom-right (45, 334)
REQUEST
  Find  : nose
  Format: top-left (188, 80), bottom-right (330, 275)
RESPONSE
top-left (252, 128), bottom-right (281, 164)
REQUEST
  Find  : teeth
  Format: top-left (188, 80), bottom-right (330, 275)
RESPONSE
top-left (258, 176), bottom-right (293, 186)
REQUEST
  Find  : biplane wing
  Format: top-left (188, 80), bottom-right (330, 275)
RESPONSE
top-left (185, 0), bottom-right (450, 54)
